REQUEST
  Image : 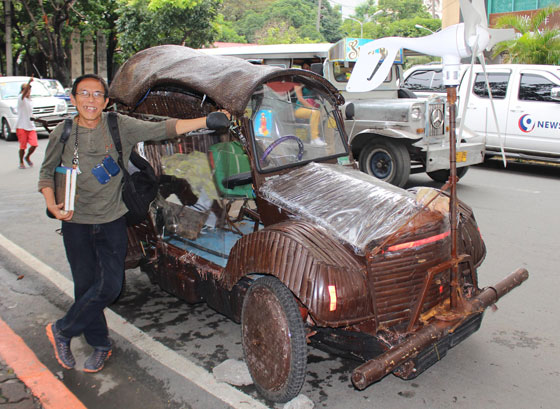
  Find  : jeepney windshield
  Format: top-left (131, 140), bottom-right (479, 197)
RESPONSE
top-left (332, 60), bottom-right (393, 84)
top-left (248, 77), bottom-right (348, 173)
top-left (333, 61), bottom-right (355, 83)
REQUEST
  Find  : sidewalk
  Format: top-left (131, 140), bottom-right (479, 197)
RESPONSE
top-left (0, 357), bottom-right (43, 409)
top-left (0, 318), bottom-right (86, 409)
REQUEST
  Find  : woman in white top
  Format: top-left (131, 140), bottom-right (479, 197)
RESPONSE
top-left (16, 79), bottom-right (38, 169)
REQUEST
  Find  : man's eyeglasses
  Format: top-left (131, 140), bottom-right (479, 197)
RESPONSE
top-left (75, 90), bottom-right (106, 99)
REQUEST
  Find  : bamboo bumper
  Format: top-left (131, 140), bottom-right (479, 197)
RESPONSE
top-left (351, 267), bottom-right (529, 390)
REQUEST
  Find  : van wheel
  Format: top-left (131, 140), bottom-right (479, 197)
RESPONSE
top-left (1, 119), bottom-right (15, 141)
top-left (359, 138), bottom-right (410, 187)
top-left (241, 276), bottom-right (307, 403)
top-left (427, 166), bottom-right (469, 183)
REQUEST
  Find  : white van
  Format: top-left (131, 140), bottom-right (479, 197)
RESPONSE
top-left (0, 76), bottom-right (68, 141)
top-left (403, 64), bottom-right (560, 163)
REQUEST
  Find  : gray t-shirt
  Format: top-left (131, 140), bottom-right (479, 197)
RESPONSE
top-left (39, 112), bottom-right (178, 224)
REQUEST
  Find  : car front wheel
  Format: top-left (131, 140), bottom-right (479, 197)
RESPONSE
top-left (241, 276), bottom-right (307, 403)
top-left (358, 138), bottom-right (411, 187)
top-left (1, 119), bottom-right (15, 141)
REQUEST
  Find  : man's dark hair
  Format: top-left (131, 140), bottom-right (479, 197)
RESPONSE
top-left (71, 74), bottom-right (109, 98)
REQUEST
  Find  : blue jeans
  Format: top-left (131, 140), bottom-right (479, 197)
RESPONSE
top-left (57, 217), bottom-right (128, 349)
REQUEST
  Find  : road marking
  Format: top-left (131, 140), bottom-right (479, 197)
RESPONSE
top-left (0, 233), bottom-right (268, 409)
top-left (0, 317), bottom-right (87, 409)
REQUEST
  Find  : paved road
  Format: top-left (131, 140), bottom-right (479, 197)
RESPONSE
top-left (0, 137), bottom-right (558, 409)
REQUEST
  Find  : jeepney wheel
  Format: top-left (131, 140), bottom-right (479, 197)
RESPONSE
top-left (427, 166), bottom-right (469, 183)
top-left (359, 138), bottom-right (410, 187)
top-left (241, 276), bottom-right (307, 403)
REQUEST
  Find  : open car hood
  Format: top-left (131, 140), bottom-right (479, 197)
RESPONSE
top-left (260, 162), bottom-right (433, 254)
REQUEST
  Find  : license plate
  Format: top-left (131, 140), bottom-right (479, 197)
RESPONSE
top-left (457, 151), bottom-right (467, 162)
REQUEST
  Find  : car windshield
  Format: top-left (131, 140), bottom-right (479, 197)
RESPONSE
top-left (249, 77), bottom-right (348, 173)
top-left (0, 80), bottom-right (52, 99)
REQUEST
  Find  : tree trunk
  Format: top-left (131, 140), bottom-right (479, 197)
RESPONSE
top-left (4, 0), bottom-right (12, 75)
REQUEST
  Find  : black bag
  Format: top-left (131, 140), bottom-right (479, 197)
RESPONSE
top-left (107, 112), bottom-right (158, 226)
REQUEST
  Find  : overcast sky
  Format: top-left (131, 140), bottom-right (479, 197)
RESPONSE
top-left (328, 0), bottom-right (360, 18)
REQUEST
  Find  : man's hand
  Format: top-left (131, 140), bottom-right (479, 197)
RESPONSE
top-left (47, 202), bottom-right (74, 221)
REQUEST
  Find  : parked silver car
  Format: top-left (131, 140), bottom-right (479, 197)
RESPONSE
top-left (0, 76), bottom-right (67, 140)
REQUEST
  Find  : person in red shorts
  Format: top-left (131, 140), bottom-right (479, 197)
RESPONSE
top-left (16, 79), bottom-right (38, 169)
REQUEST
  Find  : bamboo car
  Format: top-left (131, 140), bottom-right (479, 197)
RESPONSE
top-left (109, 45), bottom-right (528, 403)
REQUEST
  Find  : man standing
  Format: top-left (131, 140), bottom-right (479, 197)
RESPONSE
top-left (39, 74), bottom-right (229, 372)
top-left (16, 78), bottom-right (38, 169)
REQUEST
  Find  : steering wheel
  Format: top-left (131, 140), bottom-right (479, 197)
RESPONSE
top-left (260, 135), bottom-right (304, 163)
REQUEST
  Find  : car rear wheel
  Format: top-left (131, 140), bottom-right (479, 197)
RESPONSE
top-left (427, 166), bottom-right (469, 183)
top-left (1, 119), bottom-right (15, 141)
top-left (359, 138), bottom-right (411, 187)
top-left (241, 276), bottom-right (307, 403)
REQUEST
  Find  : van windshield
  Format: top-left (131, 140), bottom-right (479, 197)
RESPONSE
top-left (249, 77), bottom-right (348, 173)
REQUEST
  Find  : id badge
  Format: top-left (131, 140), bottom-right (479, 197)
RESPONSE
top-left (92, 164), bottom-right (111, 184)
top-left (102, 155), bottom-right (121, 176)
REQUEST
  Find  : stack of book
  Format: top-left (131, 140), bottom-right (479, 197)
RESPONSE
top-left (54, 166), bottom-right (77, 211)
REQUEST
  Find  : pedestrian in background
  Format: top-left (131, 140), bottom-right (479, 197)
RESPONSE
top-left (16, 78), bottom-right (38, 169)
top-left (39, 73), bottom-right (229, 373)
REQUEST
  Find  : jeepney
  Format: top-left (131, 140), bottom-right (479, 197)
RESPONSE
top-left (201, 38), bottom-right (486, 186)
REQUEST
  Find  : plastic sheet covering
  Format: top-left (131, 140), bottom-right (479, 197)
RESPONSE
top-left (260, 162), bottom-right (425, 254)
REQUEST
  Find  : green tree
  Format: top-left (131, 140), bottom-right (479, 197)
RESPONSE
top-left (115, 0), bottom-right (222, 61)
top-left (375, 0), bottom-right (430, 21)
top-left (6, 0), bottom-right (121, 85)
top-left (343, 0), bottom-right (438, 40)
top-left (72, 0), bottom-right (122, 82)
top-left (12, 0), bottom-right (76, 82)
top-left (221, 0), bottom-right (275, 22)
top-left (258, 22), bottom-right (308, 44)
top-left (214, 14), bottom-right (247, 43)
top-left (229, 0), bottom-right (341, 44)
top-left (492, 5), bottom-right (560, 64)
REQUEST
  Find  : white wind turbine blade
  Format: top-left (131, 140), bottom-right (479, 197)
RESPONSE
top-left (459, 0), bottom-right (483, 46)
top-left (472, 0), bottom-right (488, 27)
top-left (457, 40), bottom-right (479, 146)
top-left (348, 25), bottom-right (471, 92)
top-left (479, 55), bottom-right (507, 167)
top-left (346, 42), bottom-right (398, 92)
top-left (486, 27), bottom-right (516, 50)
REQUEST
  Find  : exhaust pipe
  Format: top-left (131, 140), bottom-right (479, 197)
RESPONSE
top-left (351, 267), bottom-right (528, 390)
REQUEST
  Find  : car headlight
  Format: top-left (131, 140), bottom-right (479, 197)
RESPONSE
top-left (57, 102), bottom-right (67, 113)
top-left (10, 106), bottom-right (18, 115)
top-left (411, 107), bottom-right (422, 121)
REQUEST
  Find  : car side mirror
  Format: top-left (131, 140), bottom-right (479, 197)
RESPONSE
top-left (550, 87), bottom-right (560, 101)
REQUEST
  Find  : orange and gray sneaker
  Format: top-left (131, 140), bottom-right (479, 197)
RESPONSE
top-left (83, 345), bottom-right (112, 373)
top-left (46, 323), bottom-right (75, 369)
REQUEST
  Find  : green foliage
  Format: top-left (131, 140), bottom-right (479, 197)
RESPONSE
top-left (115, 0), bottom-right (221, 61)
top-left (214, 14), bottom-right (248, 43)
top-left (221, 0), bottom-right (275, 22)
top-left (343, 16), bottom-right (440, 40)
top-left (492, 6), bottom-right (560, 64)
top-left (259, 22), bottom-right (308, 44)
top-left (342, 0), bottom-right (436, 39)
top-left (376, 0), bottom-right (430, 21)
top-left (232, 0), bottom-right (342, 44)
